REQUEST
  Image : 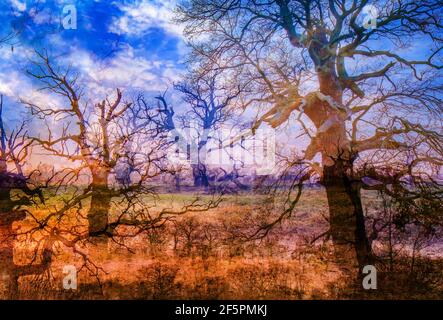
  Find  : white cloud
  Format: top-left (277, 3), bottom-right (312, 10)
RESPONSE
top-left (0, 42), bottom-right (181, 110)
top-left (0, 69), bottom-right (66, 112)
top-left (31, 7), bottom-right (53, 25)
top-left (0, 47), bottom-right (54, 105)
top-left (0, 72), bottom-right (21, 97)
top-left (9, 0), bottom-right (26, 12)
top-left (109, 0), bottom-right (184, 38)
top-left (63, 45), bottom-right (182, 97)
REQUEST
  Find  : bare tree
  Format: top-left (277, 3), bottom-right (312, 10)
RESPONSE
top-left (23, 51), bottom-right (223, 250)
top-left (177, 0), bottom-right (443, 273)
top-left (0, 95), bottom-right (51, 299)
top-left (176, 74), bottom-right (240, 188)
top-left (144, 72), bottom-right (240, 189)
top-left (22, 51), bottom-right (171, 243)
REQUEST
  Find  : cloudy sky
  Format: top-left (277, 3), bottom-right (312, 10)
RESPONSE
top-left (0, 0), bottom-right (186, 127)
top-left (1, 0), bottom-right (440, 171)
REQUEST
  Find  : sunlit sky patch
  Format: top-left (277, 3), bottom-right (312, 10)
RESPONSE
top-left (0, 0), bottom-right (186, 127)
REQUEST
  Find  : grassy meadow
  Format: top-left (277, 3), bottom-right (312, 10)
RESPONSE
top-left (11, 188), bottom-right (443, 300)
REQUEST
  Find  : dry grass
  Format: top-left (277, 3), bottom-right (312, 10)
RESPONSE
top-left (11, 189), bottom-right (443, 299)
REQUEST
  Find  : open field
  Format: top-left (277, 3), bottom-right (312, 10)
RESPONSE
top-left (13, 188), bottom-right (443, 300)
top-left (1, 0), bottom-right (442, 308)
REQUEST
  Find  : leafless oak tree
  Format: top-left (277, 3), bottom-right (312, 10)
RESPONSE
top-left (177, 0), bottom-right (443, 273)
top-left (23, 51), bottom-right (222, 252)
top-left (142, 71), bottom-right (241, 189)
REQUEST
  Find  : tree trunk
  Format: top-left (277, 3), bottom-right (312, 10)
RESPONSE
top-left (305, 30), bottom-right (372, 274)
top-left (315, 92), bottom-right (373, 275)
top-left (175, 173), bottom-right (181, 192)
top-left (0, 225), bottom-right (19, 300)
top-left (323, 160), bottom-right (372, 274)
top-left (192, 140), bottom-right (210, 189)
top-left (192, 163), bottom-right (209, 188)
top-left (87, 168), bottom-right (112, 243)
top-left (0, 182), bottom-right (25, 299)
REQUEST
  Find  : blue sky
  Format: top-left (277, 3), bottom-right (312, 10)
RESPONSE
top-left (0, 0), bottom-right (186, 127)
top-left (0, 0), bottom-right (440, 164)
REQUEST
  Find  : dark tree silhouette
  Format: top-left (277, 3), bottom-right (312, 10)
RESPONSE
top-left (175, 74), bottom-right (240, 188)
top-left (143, 72), bottom-right (240, 189)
